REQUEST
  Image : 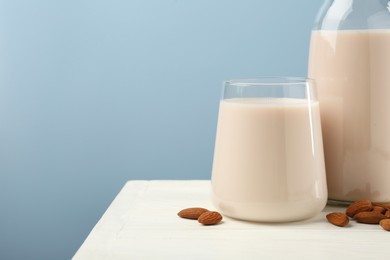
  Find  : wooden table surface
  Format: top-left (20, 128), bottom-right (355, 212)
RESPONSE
top-left (73, 180), bottom-right (389, 260)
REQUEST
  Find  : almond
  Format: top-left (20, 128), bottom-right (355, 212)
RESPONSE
top-left (385, 210), bottom-right (390, 218)
top-left (346, 199), bottom-right (372, 217)
top-left (372, 202), bottom-right (390, 210)
top-left (372, 206), bottom-right (386, 214)
top-left (326, 212), bottom-right (349, 227)
top-left (354, 211), bottom-right (386, 224)
top-left (379, 219), bottom-right (390, 231)
top-left (198, 211), bottom-right (223, 225)
top-left (178, 207), bottom-right (209, 220)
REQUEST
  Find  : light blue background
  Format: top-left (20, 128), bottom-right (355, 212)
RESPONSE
top-left (0, 0), bottom-right (323, 259)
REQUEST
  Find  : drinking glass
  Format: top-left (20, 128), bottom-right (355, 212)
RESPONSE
top-left (211, 77), bottom-right (327, 222)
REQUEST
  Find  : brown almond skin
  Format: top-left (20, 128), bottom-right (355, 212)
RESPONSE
top-left (380, 219), bottom-right (390, 231)
top-left (326, 212), bottom-right (349, 227)
top-left (372, 206), bottom-right (387, 214)
top-left (178, 207), bottom-right (209, 220)
top-left (385, 210), bottom-right (390, 218)
top-left (198, 211), bottom-right (223, 225)
top-left (354, 211), bottom-right (386, 224)
top-left (346, 199), bottom-right (373, 217)
top-left (372, 202), bottom-right (390, 210)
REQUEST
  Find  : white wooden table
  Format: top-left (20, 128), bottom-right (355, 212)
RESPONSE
top-left (73, 181), bottom-right (389, 260)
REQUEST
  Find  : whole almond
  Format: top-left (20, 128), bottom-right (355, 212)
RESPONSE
top-left (198, 211), bottom-right (223, 225)
top-left (372, 202), bottom-right (390, 210)
top-left (346, 199), bottom-right (373, 217)
top-left (372, 206), bottom-right (386, 214)
top-left (354, 211), bottom-right (386, 224)
top-left (326, 212), bottom-right (349, 227)
top-left (379, 219), bottom-right (390, 231)
top-left (178, 207), bottom-right (209, 220)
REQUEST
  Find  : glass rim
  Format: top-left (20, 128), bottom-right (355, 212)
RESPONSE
top-left (224, 77), bottom-right (315, 87)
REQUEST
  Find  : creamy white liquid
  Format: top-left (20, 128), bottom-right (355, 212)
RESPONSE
top-left (309, 30), bottom-right (390, 202)
top-left (211, 98), bottom-right (327, 222)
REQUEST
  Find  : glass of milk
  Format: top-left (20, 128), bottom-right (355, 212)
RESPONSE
top-left (211, 78), bottom-right (328, 222)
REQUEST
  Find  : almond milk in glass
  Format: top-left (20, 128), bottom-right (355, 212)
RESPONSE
top-left (211, 78), bottom-right (327, 222)
top-left (309, 0), bottom-right (390, 203)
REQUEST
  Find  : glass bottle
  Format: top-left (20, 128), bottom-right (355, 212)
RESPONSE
top-left (308, 0), bottom-right (390, 203)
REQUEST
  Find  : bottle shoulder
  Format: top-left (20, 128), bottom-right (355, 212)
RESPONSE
top-left (314, 0), bottom-right (390, 30)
